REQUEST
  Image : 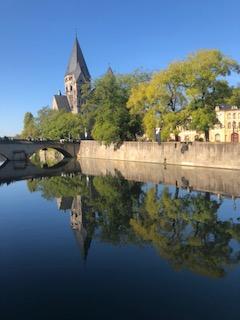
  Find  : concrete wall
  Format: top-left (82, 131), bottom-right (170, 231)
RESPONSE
top-left (78, 141), bottom-right (240, 170)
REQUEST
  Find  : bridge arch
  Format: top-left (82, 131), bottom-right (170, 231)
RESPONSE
top-left (28, 145), bottom-right (73, 160)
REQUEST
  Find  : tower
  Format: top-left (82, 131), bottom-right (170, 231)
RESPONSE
top-left (52, 37), bottom-right (91, 114)
top-left (64, 37), bottom-right (91, 114)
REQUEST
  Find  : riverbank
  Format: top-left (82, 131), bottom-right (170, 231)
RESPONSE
top-left (78, 140), bottom-right (240, 170)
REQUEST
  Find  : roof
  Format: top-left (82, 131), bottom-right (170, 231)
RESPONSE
top-left (65, 37), bottom-right (91, 82)
top-left (217, 105), bottom-right (240, 111)
top-left (53, 95), bottom-right (71, 112)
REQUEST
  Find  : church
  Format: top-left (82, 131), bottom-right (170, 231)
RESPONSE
top-left (52, 37), bottom-right (91, 114)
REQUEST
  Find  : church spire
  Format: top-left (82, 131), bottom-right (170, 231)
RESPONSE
top-left (106, 66), bottom-right (114, 76)
top-left (65, 37), bottom-right (91, 82)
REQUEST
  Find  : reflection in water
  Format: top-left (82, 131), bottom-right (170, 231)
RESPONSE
top-left (30, 148), bottom-right (64, 168)
top-left (27, 171), bottom-right (240, 278)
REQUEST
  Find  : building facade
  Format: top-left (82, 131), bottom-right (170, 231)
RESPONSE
top-left (176, 106), bottom-right (240, 143)
top-left (52, 37), bottom-right (91, 114)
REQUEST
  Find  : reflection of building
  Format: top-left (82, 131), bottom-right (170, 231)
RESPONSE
top-left (176, 106), bottom-right (240, 143)
top-left (52, 37), bottom-right (91, 114)
top-left (56, 195), bottom-right (95, 260)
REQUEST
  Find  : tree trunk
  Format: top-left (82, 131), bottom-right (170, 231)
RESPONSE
top-left (204, 130), bottom-right (209, 142)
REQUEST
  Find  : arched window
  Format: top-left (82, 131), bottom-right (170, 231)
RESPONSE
top-left (228, 122), bottom-right (231, 129)
top-left (215, 134), bottom-right (220, 142)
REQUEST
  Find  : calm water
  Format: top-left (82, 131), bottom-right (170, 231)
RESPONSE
top-left (1, 160), bottom-right (240, 320)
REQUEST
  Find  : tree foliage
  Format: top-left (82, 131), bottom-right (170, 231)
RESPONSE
top-left (91, 71), bottom-right (143, 145)
top-left (21, 112), bottom-right (39, 138)
top-left (128, 49), bottom-right (240, 141)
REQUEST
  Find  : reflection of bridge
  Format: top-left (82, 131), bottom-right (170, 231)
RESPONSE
top-left (0, 140), bottom-right (80, 161)
top-left (0, 159), bottom-right (81, 185)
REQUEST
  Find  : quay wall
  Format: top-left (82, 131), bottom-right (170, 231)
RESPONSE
top-left (78, 141), bottom-right (240, 170)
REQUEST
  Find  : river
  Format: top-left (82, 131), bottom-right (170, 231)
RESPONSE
top-left (1, 159), bottom-right (240, 320)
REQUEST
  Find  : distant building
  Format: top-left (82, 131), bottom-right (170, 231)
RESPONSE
top-left (52, 37), bottom-right (91, 114)
top-left (175, 106), bottom-right (240, 143)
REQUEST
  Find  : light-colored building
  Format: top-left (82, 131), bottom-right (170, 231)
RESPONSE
top-left (52, 37), bottom-right (91, 114)
top-left (176, 106), bottom-right (240, 143)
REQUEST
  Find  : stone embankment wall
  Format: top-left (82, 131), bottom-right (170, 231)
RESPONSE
top-left (78, 141), bottom-right (240, 170)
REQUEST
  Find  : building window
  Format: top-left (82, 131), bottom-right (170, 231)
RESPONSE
top-left (215, 134), bottom-right (220, 142)
top-left (70, 85), bottom-right (73, 91)
top-left (233, 113), bottom-right (236, 119)
top-left (238, 114), bottom-right (240, 119)
top-left (238, 122), bottom-right (240, 129)
top-left (228, 122), bottom-right (231, 129)
top-left (233, 121), bottom-right (237, 129)
top-left (228, 113), bottom-right (231, 119)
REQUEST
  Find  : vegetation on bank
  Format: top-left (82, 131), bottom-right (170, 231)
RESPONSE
top-left (22, 49), bottom-right (240, 144)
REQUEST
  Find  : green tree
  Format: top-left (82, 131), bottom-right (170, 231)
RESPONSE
top-left (127, 49), bottom-right (239, 140)
top-left (189, 108), bottom-right (216, 141)
top-left (36, 108), bottom-right (84, 140)
top-left (21, 112), bottom-right (39, 138)
top-left (91, 72), bottom-right (142, 145)
top-left (227, 87), bottom-right (240, 107)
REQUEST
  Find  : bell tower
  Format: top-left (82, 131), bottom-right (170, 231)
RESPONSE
top-left (64, 37), bottom-right (91, 114)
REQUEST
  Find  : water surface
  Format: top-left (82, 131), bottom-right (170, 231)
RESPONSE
top-left (1, 160), bottom-right (240, 320)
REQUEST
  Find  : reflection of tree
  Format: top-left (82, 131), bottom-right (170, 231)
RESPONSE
top-left (27, 174), bottom-right (240, 277)
top-left (27, 175), bottom-right (85, 199)
top-left (92, 172), bottom-right (142, 244)
top-left (27, 175), bottom-right (96, 260)
top-left (131, 187), bottom-right (240, 278)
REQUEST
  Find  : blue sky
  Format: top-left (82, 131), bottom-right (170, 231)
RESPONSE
top-left (0, 0), bottom-right (240, 136)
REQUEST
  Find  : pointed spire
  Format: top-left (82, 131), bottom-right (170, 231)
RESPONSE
top-left (65, 37), bottom-right (91, 82)
top-left (106, 65), bottom-right (114, 76)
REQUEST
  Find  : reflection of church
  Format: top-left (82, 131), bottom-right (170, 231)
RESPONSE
top-left (56, 195), bottom-right (95, 261)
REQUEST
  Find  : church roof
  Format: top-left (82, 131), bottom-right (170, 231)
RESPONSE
top-left (53, 95), bottom-right (71, 112)
top-left (65, 37), bottom-right (91, 82)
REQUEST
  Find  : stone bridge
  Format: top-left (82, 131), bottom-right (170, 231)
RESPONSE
top-left (0, 140), bottom-right (80, 161)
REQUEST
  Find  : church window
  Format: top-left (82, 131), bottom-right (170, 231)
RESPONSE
top-left (228, 122), bottom-right (231, 129)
